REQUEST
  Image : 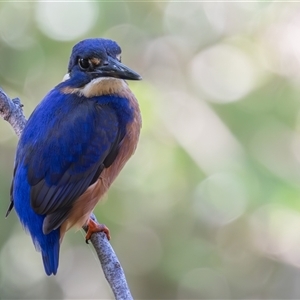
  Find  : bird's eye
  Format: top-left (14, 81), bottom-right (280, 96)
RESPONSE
top-left (78, 58), bottom-right (91, 70)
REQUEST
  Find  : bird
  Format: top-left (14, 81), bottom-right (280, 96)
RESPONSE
top-left (6, 38), bottom-right (142, 276)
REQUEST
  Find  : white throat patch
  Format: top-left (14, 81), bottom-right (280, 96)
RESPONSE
top-left (62, 73), bottom-right (70, 82)
top-left (80, 77), bottom-right (127, 97)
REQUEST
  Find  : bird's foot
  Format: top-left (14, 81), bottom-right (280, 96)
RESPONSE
top-left (85, 218), bottom-right (111, 243)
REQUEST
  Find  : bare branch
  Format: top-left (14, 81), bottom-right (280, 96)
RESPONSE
top-left (0, 88), bottom-right (26, 137)
top-left (0, 87), bottom-right (133, 300)
top-left (83, 214), bottom-right (133, 300)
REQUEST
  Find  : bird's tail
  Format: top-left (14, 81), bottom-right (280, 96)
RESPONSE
top-left (13, 167), bottom-right (61, 276)
top-left (40, 230), bottom-right (60, 276)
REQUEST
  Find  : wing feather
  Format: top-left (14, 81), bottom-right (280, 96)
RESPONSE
top-left (13, 91), bottom-right (124, 232)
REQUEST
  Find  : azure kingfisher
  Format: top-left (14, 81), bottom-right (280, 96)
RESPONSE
top-left (6, 38), bottom-right (142, 275)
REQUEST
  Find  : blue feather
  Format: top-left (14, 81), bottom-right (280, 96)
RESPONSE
top-left (13, 166), bottom-right (60, 275)
top-left (67, 38), bottom-right (121, 73)
top-left (12, 87), bottom-right (134, 274)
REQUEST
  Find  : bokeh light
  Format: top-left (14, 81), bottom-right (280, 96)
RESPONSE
top-left (35, 2), bottom-right (99, 41)
top-left (193, 172), bottom-right (248, 227)
top-left (190, 44), bottom-right (258, 103)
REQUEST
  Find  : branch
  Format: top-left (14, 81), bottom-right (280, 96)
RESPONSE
top-left (83, 214), bottom-right (133, 300)
top-left (0, 87), bottom-right (133, 300)
top-left (0, 89), bottom-right (26, 138)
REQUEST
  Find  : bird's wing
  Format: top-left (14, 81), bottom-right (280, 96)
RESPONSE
top-left (13, 95), bottom-right (123, 231)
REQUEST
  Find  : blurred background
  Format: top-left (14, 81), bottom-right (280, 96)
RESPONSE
top-left (1, 1), bottom-right (300, 299)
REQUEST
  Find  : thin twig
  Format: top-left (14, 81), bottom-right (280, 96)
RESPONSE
top-left (0, 87), bottom-right (133, 300)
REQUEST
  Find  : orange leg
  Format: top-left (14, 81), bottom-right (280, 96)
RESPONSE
top-left (85, 218), bottom-right (111, 243)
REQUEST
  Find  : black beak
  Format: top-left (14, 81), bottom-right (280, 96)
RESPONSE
top-left (92, 56), bottom-right (142, 80)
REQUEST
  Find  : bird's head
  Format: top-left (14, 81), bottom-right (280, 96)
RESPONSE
top-left (60, 38), bottom-right (141, 93)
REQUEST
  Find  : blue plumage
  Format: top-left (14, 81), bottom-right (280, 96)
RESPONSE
top-left (7, 38), bottom-right (142, 275)
top-left (13, 167), bottom-right (60, 275)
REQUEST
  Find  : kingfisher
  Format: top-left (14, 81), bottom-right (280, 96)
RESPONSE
top-left (6, 38), bottom-right (142, 275)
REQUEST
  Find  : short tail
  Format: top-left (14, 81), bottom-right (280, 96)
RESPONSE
top-left (40, 230), bottom-right (60, 276)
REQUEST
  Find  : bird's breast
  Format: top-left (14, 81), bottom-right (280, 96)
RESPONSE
top-left (59, 84), bottom-right (142, 239)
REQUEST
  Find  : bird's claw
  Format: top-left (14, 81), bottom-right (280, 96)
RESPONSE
top-left (85, 218), bottom-right (111, 244)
